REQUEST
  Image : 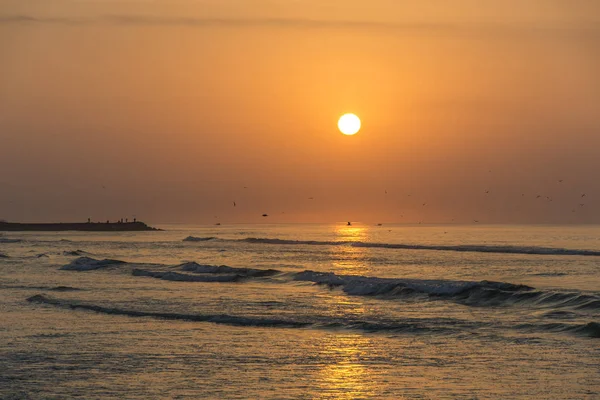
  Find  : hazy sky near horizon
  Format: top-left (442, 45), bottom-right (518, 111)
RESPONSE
top-left (1, 0), bottom-right (600, 224)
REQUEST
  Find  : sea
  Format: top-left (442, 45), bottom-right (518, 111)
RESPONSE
top-left (1, 223), bottom-right (599, 399)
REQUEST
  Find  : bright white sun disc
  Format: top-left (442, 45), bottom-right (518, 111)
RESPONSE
top-left (338, 113), bottom-right (361, 135)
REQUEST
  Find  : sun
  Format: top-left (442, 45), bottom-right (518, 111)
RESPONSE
top-left (338, 113), bottom-right (361, 135)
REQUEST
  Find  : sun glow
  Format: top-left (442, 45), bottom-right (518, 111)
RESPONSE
top-left (338, 114), bottom-right (361, 135)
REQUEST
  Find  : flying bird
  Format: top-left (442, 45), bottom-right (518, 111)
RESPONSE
top-left (262, 213), bottom-right (268, 217)
top-left (581, 194), bottom-right (587, 198)
top-left (558, 180), bottom-right (563, 183)
top-left (233, 201), bottom-right (236, 207)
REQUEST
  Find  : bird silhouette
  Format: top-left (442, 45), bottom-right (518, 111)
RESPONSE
top-left (233, 201), bottom-right (236, 207)
top-left (262, 213), bottom-right (268, 217)
top-left (581, 194), bottom-right (587, 198)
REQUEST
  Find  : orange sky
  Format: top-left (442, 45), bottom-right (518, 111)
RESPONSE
top-left (1, 1), bottom-right (599, 223)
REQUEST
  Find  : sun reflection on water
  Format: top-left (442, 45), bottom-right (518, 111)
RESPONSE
top-left (315, 333), bottom-right (378, 399)
top-left (331, 225), bottom-right (372, 275)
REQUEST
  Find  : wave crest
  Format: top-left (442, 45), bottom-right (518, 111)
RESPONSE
top-left (26, 294), bottom-right (600, 338)
top-left (132, 268), bottom-right (240, 282)
top-left (183, 236), bottom-right (216, 242)
top-left (182, 236), bottom-right (600, 257)
top-left (0, 238), bottom-right (21, 243)
top-left (60, 256), bottom-right (126, 271)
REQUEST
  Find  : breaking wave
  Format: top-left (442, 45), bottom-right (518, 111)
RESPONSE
top-left (132, 269), bottom-right (241, 282)
top-left (183, 236), bottom-right (600, 257)
top-left (517, 321), bottom-right (600, 338)
top-left (60, 257), bottom-right (126, 271)
top-left (180, 262), bottom-right (279, 277)
top-left (26, 294), bottom-right (599, 338)
top-left (25, 294), bottom-right (467, 334)
top-left (60, 257), bottom-right (600, 314)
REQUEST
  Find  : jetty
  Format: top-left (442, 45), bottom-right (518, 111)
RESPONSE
top-left (0, 221), bottom-right (160, 232)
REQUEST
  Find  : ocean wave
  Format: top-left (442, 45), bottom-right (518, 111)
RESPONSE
top-left (531, 272), bottom-right (569, 277)
top-left (26, 294), bottom-right (599, 338)
top-left (291, 270), bottom-right (600, 312)
top-left (63, 250), bottom-right (92, 256)
top-left (27, 294), bottom-right (309, 328)
top-left (0, 238), bottom-right (21, 243)
top-left (132, 268), bottom-right (240, 282)
top-left (183, 236), bottom-right (600, 257)
top-left (25, 294), bottom-right (459, 334)
top-left (293, 270), bottom-right (532, 296)
top-left (542, 310), bottom-right (580, 320)
top-left (59, 257), bottom-right (600, 313)
top-left (48, 286), bottom-right (82, 292)
top-left (0, 284), bottom-right (82, 291)
top-left (180, 261), bottom-right (279, 277)
top-left (517, 321), bottom-right (600, 338)
top-left (183, 236), bottom-right (217, 242)
top-left (60, 256), bottom-right (126, 271)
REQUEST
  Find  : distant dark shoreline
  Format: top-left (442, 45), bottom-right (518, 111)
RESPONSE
top-left (0, 221), bottom-right (161, 232)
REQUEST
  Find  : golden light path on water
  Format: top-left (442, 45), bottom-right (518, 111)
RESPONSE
top-left (331, 225), bottom-right (371, 275)
top-left (316, 334), bottom-right (376, 399)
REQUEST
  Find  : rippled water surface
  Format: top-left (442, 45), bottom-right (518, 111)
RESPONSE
top-left (1, 224), bottom-right (599, 399)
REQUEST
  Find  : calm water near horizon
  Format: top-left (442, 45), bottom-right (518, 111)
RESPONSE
top-left (1, 223), bottom-right (599, 398)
